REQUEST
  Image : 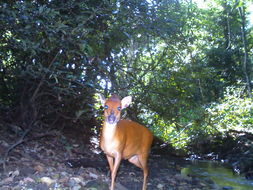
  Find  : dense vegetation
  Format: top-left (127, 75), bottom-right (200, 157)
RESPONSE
top-left (1, 0), bottom-right (252, 165)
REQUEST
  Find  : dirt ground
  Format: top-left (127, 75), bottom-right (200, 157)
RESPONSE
top-left (0, 125), bottom-right (216, 190)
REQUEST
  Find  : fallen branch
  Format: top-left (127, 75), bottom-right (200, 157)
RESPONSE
top-left (1, 126), bottom-right (56, 172)
top-left (2, 125), bottom-right (33, 172)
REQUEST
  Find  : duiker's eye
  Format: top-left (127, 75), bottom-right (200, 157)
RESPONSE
top-left (117, 106), bottom-right (121, 111)
top-left (104, 105), bottom-right (109, 109)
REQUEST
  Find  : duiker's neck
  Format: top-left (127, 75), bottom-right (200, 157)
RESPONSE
top-left (102, 122), bottom-right (118, 140)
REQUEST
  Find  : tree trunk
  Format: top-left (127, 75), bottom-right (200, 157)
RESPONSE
top-left (238, 5), bottom-right (252, 97)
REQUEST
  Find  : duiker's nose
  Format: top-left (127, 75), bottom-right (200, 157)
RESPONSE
top-left (107, 114), bottom-right (116, 124)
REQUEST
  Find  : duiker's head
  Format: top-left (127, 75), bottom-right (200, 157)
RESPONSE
top-left (99, 94), bottom-right (132, 125)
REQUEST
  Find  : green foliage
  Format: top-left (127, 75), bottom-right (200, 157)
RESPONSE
top-left (149, 84), bottom-right (253, 150)
top-left (0, 0), bottom-right (113, 131)
top-left (206, 85), bottom-right (253, 133)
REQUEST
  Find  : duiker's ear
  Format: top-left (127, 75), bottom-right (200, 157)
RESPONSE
top-left (121, 96), bottom-right (132, 109)
top-left (98, 94), bottom-right (106, 106)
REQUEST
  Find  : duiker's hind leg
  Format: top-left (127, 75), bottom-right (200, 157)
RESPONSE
top-left (128, 154), bottom-right (149, 190)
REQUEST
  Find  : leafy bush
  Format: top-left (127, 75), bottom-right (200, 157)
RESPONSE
top-left (140, 85), bottom-right (253, 152)
top-left (206, 85), bottom-right (253, 133)
top-left (0, 1), bottom-right (110, 133)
